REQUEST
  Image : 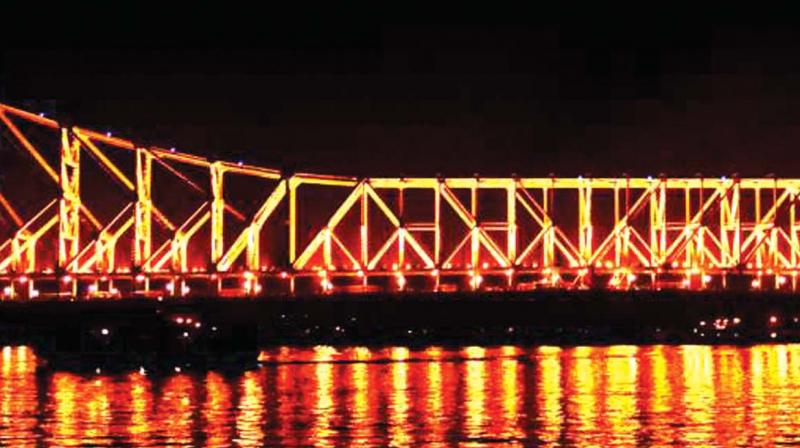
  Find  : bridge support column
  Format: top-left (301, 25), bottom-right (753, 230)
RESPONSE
top-left (579, 179), bottom-right (592, 265)
top-left (650, 180), bottom-right (666, 268)
top-left (543, 183), bottom-right (554, 269)
top-left (434, 180), bottom-right (442, 267)
top-left (507, 183), bottom-right (516, 265)
top-left (135, 149), bottom-right (153, 271)
top-left (288, 177), bottom-right (299, 266)
top-left (210, 162), bottom-right (225, 268)
top-left (58, 128), bottom-right (81, 270)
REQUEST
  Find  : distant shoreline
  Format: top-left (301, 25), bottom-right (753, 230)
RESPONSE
top-left (2, 290), bottom-right (800, 369)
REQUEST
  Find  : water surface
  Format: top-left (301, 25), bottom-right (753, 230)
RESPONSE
top-left (1, 344), bottom-right (799, 446)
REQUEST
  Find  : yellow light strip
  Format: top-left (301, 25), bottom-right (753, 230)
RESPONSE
top-left (401, 229), bottom-right (435, 268)
top-left (367, 230), bottom-right (399, 270)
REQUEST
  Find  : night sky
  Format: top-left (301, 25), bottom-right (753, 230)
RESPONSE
top-left (2, 8), bottom-right (800, 178)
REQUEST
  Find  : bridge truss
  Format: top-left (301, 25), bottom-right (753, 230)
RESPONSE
top-left (0, 102), bottom-right (798, 299)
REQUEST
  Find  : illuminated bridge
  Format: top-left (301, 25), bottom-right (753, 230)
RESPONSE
top-left (1, 102), bottom-right (799, 301)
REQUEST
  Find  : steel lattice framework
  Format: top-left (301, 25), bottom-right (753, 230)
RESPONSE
top-left (0, 102), bottom-right (799, 299)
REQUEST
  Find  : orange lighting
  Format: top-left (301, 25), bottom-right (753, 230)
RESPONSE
top-left (1, 100), bottom-right (800, 297)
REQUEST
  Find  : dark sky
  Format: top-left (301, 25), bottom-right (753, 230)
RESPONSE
top-left (2, 7), bottom-right (800, 177)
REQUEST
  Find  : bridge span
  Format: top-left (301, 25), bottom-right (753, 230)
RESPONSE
top-left (0, 102), bottom-right (798, 300)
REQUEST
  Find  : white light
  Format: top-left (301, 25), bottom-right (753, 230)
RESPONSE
top-left (174, 366), bottom-right (181, 372)
top-left (101, 328), bottom-right (109, 335)
top-left (170, 147), bottom-right (176, 153)
top-left (106, 131), bottom-right (112, 137)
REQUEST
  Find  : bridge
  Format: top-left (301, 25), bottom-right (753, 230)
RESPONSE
top-left (0, 102), bottom-right (798, 300)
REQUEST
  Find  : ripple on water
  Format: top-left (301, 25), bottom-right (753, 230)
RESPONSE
top-left (0, 344), bottom-right (799, 446)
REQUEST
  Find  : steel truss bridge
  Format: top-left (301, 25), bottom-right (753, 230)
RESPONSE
top-left (0, 102), bottom-right (798, 299)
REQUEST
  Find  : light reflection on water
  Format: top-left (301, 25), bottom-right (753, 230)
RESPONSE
top-left (4, 344), bottom-right (800, 446)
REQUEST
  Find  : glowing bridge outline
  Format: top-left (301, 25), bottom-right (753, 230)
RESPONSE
top-left (0, 102), bottom-right (798, 299)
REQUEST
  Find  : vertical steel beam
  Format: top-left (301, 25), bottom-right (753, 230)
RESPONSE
top-left (470, 180), bottom-right (478, 268)
top-left (434, 181), bottom-right (441, 266)
top-left (649, 180), bottom-right (666, 267)
top-left (613, 182), bottom-right (620, 267)
top-left (792, 190), bottom-right (798, 270)
top-left (288, 177), bottom-right (298, 265)
top-left (58, 128), bottom-right (81, 270)
top-left (134, 149), bottom-right (153, 269)
top-left (210, 162), bottom-right (225, 267)
top-left (755, 186), bottom-right (763, 268)
top-left (246, 225), bottom-right (259, 271)
top-left (578, 179), bottom-right (592, 264)
top-left (507, 183), bottom-right (516, 263)
top-left (733, 181), bottom-right (741, 266)
top-left (398, 185), bottom-right (405, 268)
top-left (543, 185), bottom-right (554, 268)
top-left (323, 227), bottom-right (332, 268)
top-left (684, 185), bottom-right (693, 267)
top-left (623, 178), bottom-right (631, 268)
top-left (361, 181), bottom-right (369, 267)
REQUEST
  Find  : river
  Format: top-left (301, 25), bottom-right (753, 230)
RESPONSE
top-left (1, 344), bottom-right (799, 446)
